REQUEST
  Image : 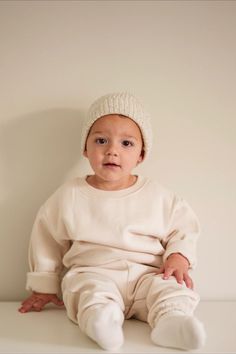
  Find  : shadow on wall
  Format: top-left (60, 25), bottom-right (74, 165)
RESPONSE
top-left (0, 108), bottom-right (87, 300)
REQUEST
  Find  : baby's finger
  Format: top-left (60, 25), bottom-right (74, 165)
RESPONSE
top-left (18, 301), bottom-right (35, 313)
top-left (32, 298), bottom-right (47, 312)
top-left (162, 267), bottom-right (174, 280)
top-left (172, 269), bottom-right (184, 284)
top-left (20, 296), bottom-right (36, 307)
top-left (51, 296), bottom-right (64, 307)
top-left (184, 274), bottom-right (194, 289)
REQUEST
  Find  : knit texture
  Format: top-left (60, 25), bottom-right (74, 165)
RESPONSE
top-left (81, 92), bottom-right (152, 160)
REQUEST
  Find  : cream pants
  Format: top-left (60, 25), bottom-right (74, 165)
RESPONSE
top-left (61, 260), bottom-right (200, 332)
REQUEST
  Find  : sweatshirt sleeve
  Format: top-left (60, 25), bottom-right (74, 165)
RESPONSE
top-left (26, 190), bottom-right (71, 295)
top-left (162, 196), bottom-right (201, 269)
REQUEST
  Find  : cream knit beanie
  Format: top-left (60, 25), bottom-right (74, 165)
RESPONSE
top-left (81, 92), bottom-right (152, 160)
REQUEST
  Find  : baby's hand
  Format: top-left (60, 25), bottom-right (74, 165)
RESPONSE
top-left (158, 253), bottom-right (194, 289)
top-left (18, 292), bottom-right (64, 313)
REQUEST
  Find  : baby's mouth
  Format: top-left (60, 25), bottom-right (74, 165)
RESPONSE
top-left (103, 162), bottom-right (121, 168)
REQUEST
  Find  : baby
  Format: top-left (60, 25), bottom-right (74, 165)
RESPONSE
top-left (19, 92), bottom-right (206, 351)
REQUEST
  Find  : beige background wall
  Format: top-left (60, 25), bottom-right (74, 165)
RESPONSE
top-left (0, 0), bottom-right (235, 301)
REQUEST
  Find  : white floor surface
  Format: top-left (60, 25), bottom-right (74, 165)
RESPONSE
top-left (0, 301), bottom-right (236, 353)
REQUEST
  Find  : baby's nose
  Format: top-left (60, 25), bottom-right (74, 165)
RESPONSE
top-left (105, 143), bottom-right (119, 156)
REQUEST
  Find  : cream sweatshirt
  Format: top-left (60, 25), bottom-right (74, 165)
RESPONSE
top-left (26, 175), bottom-right (200, 294)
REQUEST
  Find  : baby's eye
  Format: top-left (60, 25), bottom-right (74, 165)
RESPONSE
top-left (95, 137), bottom-right (108, 145)
top-left (122, 140), bottom-right (134, 147)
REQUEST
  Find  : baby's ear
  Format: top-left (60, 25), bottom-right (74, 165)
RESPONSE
top-left (83, 150), bottom-right (88, 158)
top-left (137, 151), bottom-right (144, 164)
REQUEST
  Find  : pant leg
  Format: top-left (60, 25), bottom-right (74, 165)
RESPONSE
top-left (62, 270), bottom-right (125, 332)
top-left (131, 272), bottom-right (200, 327)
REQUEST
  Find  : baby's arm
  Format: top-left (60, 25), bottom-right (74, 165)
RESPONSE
top-left (18, 292), bottom-right (64, 313)
top-left (160, 196), bottom-right (200, 289)
top-left (21, 188), bottom-right (71, 311)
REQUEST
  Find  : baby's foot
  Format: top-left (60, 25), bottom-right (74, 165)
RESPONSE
top-left (85, 302), bottom-right (124, 350)
top-left (151, 314), bottom-right (206, 350)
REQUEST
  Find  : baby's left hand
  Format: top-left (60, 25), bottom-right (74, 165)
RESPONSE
top-left (158, 253), bottom-right (194, 289)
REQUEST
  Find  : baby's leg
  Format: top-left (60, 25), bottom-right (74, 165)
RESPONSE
top-left (62, 271), bottom-right (125, 350)
top-left (134, 273), bottom-right (206, 350)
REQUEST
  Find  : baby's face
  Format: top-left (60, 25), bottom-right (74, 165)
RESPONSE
top-left (84, 114), bottom-right (143, 189)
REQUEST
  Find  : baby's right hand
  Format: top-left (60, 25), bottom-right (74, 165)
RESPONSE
top-left (18, 292), bottom-right (64, 313)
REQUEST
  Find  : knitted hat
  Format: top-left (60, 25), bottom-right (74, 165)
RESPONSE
top-left (81, 92), bottom-right (152, 160)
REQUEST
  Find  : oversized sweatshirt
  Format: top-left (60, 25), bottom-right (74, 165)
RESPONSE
top-left (26, 175), bottom-right (200, 294)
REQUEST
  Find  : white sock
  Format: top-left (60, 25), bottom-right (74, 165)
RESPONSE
top-left (151, 313), bottom-right (206, 350)
top-left (85, 302), bottom-right (124, 351)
